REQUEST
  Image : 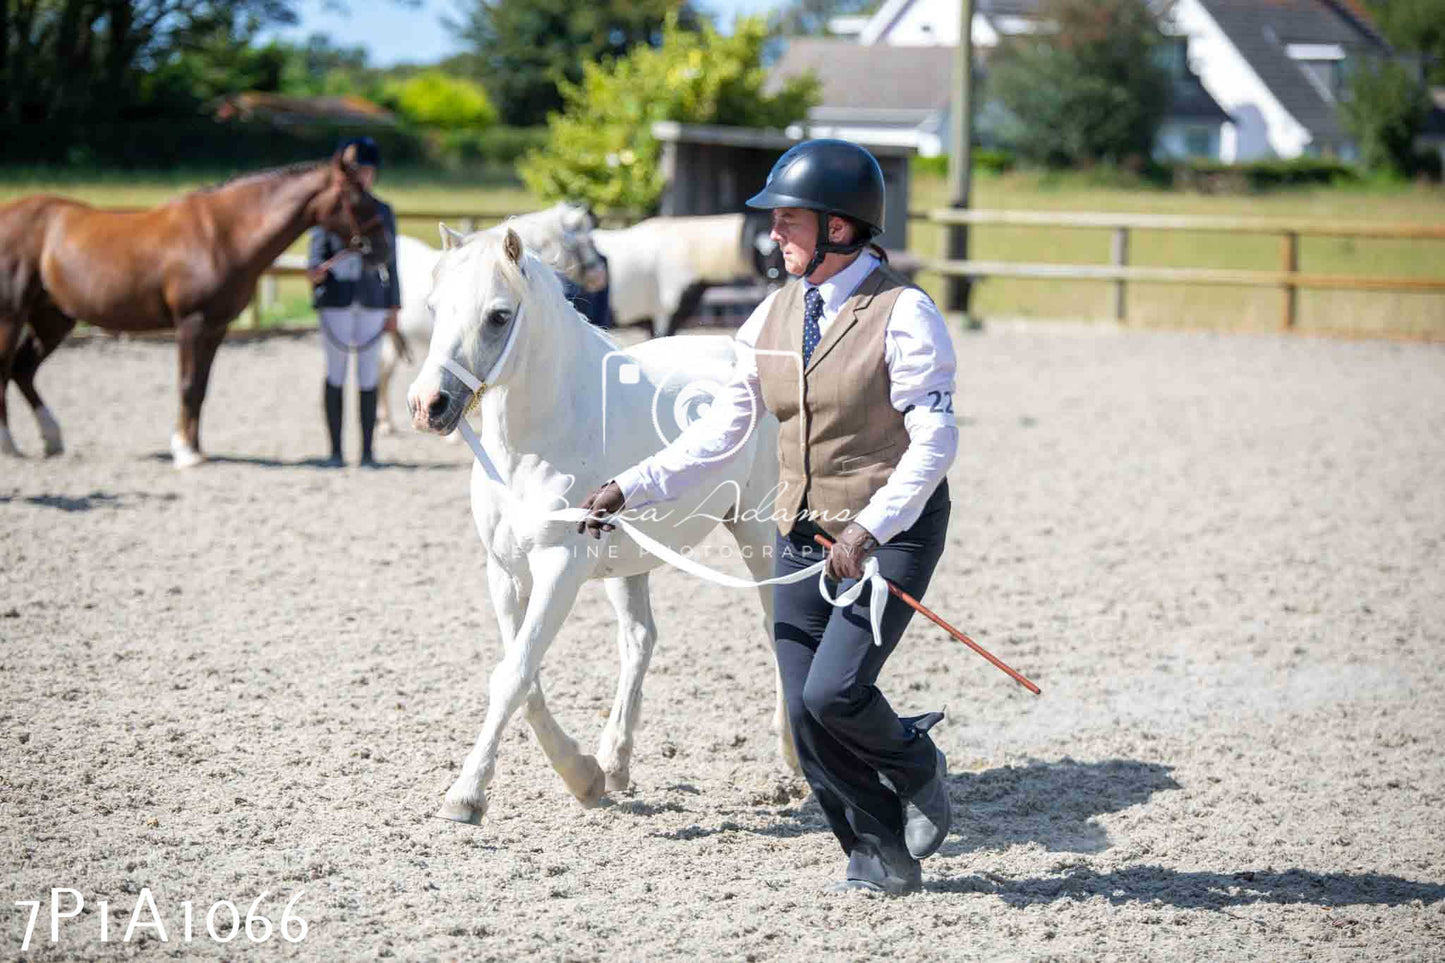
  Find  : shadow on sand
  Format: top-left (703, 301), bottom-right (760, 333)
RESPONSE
top-left (928, 865), bottom-right (1445, 909)
top-left (641, 758), bottom-right (1445, 910)
top-left (142, 452), bottom-right (461, 471)
top-left (645, 758), bottom-right (1181, 852)
top-left (5, 490), bottom-right (181, 512)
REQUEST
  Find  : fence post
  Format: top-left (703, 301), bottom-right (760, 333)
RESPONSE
top-left (245, 293), bottom-right (261, 329)
top-left (1111, 227), bottom-right (1130, 322)
top-left (1281, 231), bottom-right (1298, 329)
top-left (260, 274), bottom-right (278, 315)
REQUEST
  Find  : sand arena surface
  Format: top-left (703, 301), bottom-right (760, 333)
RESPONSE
top-left (2, 324), bottom-right (1443, 961)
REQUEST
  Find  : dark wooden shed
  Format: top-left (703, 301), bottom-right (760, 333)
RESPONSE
top-left (651, 122), bottom-right (916, 251)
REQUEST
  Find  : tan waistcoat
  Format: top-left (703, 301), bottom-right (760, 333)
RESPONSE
top-left (755, 262), bottom-right (916, 538)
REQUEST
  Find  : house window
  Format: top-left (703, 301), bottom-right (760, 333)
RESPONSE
top-left (1184, 127), bottom-right (1213, 158)
top-left (1298, 60), bottom-right (1344, 101)
top-left (1152, 38), bottom-right (1189, 79)
top-left (1286, 43), bottom-right (1348, 103)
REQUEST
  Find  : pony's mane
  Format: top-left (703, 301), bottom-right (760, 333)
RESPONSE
top-left (196, 160), bottom-right (327, 195)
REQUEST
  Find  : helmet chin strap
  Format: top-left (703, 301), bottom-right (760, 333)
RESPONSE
top-left (799, 211), bottom-right (870, 279)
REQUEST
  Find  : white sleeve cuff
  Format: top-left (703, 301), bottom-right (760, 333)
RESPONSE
top-left (852, 503), bottom-right (900, 546)
top-left (612, 466), bottom-right (654, 507)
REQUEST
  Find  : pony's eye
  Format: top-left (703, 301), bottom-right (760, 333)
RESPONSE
top-left (486, 308), bottom-right (512, 327)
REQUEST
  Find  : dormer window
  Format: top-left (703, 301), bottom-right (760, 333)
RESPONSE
top-left (1286, 43), bottom-right (1347, 102)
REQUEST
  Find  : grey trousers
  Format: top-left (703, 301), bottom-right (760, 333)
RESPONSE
top-left (772, 480), bottom-right (950, 882)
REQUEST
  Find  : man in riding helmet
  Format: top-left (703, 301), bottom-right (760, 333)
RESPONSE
top-left (579, 139), bottom-right (959, 894)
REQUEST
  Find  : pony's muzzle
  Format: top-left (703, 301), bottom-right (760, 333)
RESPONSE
top-left (409, 386), bottom-right (459, 434)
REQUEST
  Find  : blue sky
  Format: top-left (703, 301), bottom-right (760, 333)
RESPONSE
top-left (264, 0), bottom-right (790, 68)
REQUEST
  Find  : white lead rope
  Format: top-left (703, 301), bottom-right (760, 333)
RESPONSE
top-left (438, 350), bottom-right (892, 646)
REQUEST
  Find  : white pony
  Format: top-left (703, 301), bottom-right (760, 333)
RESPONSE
top-left (592, 213), bottom-right (761, 338)
top-left (407, 224), bottom-right (797, 824)
top-left (377, 202), bottom-right (605, 434)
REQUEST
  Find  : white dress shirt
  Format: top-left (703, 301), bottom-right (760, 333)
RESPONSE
top-left (614, 252), bottom-right (958, 544)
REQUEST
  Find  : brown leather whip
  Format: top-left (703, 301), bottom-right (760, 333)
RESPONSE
top-left (813, 533), bottom-right (1042, 696)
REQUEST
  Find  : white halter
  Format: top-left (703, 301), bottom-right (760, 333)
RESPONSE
top-left (439, 303), bottom-right (893, 646)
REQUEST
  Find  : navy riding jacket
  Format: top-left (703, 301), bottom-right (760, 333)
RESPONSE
top-left (308, 201), bottom-right (401, 310)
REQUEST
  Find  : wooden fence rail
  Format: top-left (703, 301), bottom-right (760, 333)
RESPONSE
top-left (910, 209), bottom-right (1445, 329)
top-left (245, 208), bottom-right (1445, 331)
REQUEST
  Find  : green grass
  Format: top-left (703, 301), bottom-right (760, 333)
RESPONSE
top-left (6, 164), bottom-right (1442, 336)
top-left (908, 171), bottom-right (1445, 337)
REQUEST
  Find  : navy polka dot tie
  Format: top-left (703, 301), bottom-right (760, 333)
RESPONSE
top-left (802, 287), bottom-right (823, 366)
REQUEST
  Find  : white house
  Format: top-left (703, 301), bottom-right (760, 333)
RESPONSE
top-left (1167, 0), bottom-right (1390, 161)
top-left (774, 0), bottom-right (1395, 162)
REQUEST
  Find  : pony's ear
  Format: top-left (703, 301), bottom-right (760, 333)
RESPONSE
top-left (503, 227), bottom-right (523, 263)
top-left (335, 143), bottom-right (359, 176)
top-left (438, 223), bottom-right (466, 251)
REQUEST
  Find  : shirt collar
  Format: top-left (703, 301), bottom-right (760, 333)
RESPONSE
top-left (803, 250), bottom-right (879, 314)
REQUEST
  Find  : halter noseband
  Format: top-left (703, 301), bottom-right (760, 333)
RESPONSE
top-left (437, 302), bottom-right (526, 420)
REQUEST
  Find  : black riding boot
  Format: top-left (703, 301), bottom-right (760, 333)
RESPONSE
top-left (323, 381), bottom-right (345, 467)
top-left (358, 387), bottom-right (378, 468)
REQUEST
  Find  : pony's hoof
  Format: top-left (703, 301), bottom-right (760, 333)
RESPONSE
top-left (0, 434), bottom-right (18, 457)
top-left (435, 798), bottom-right (486, 825)
top-left (565, 755), bottom-right (607, 808)
top-left (170, 435), bottom-right (205, 469)
top-left (37, 410), bottom-right (62, 456)
top-left (377, 421), bottom-right (395, 436)
top-left (604, 768), bottom-right (631, 793)
top-left (779, 737), bottom-right (802, 776)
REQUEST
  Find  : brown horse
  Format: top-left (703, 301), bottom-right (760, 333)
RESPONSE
top-left (0, 149), bottom-right (392, 467)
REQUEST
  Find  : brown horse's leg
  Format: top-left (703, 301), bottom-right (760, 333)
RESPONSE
top-left (0, 315), bottom-right (19, 456)
top-left (172, 317), bottom-right (226, 468)
top-left (11, 307), bottom-right (75, 456)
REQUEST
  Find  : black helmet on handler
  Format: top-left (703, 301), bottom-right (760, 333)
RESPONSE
top-left (336, 135), bottom-right (381, 168)
top-left (746, 138), bottom-right (886, 277)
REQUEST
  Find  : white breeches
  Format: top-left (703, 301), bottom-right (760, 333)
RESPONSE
top-left (320, 306), bottom-right (387, 390)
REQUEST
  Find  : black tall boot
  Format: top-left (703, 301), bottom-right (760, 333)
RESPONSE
top-left (323, 381), bottom-right (345, 467)
top-left (358, 387), bottom-right (378, 468)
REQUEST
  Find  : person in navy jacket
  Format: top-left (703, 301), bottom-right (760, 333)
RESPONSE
top-left (308, 136), bottom-right (401, 468)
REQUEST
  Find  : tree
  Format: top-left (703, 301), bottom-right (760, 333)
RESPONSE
top-left (519, 15), bottom-right (819, 213)
top-left (383, 70), bottom-right (498, 129)
top-left (1340, 56), bottom-right (1431, 176)
top-left (1363, 0), bottom-right (1445, 83)
top-left (447, 0), bottom-right (700, 126)
top-left (986, 0), bottom-right (1171, 167)
top-left (1, 1), bottom-right (300, 129)
top-left (278, 32), bottom-right (370, 96)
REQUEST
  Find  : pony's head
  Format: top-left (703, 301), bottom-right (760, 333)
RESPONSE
top-left (407, 224), bottom-right (553, 435)
top-left (312, 145), bottom-right (393, 266)
top-left (556, 202), bottom-right (608, 293)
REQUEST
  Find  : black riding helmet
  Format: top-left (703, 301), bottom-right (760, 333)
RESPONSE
top-left (746, 139), bottom-right (885, 277)
top-left (336, 135), bottom-right (381, 168)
